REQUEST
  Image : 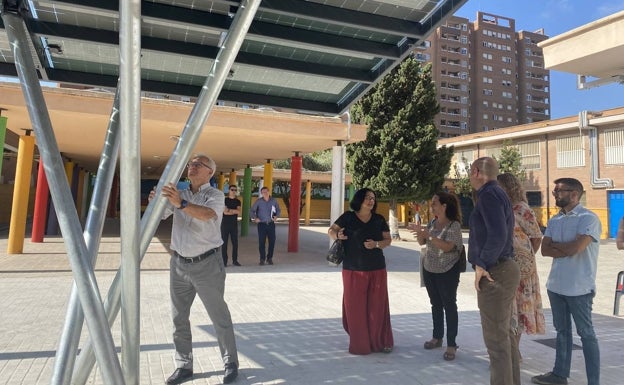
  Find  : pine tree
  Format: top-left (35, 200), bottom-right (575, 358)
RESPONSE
top-left (348, 58), bottom-right (453, 238)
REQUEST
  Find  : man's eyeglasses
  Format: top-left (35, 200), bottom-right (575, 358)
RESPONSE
top-left (552, 189), bottom-right (574, 195)
top-left (230, 188), bottom-right (237, 192)
top-left (187, 161), bottom-right (211, 169)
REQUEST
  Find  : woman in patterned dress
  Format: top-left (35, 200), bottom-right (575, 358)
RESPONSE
top-left (497, 173), bottom-right (546, 358)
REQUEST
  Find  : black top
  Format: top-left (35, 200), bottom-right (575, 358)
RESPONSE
top-left (334, 211), bottom-right (389, 271)
top-left (223, 197), bottom-right (241, 222)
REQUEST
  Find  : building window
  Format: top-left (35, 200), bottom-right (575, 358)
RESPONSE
top-left (526, 191), bottom-right (542, 207)
top-left (518, 140), bottom-right (541, 169)
top-left (604, 128), bottom-right (624, 165)
top-left (452, 150), bottom-right (474, 176)
top-left (556, 135), bottom-right (585, 168)
top-left (485, 145), bottom-right (501, 159)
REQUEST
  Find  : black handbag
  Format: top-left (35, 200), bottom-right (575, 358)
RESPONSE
top-left (327, 239), bottom-right (345, 265)
top-left (457, 244), bottom-right (467, 272)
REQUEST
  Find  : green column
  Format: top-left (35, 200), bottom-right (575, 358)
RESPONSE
top-left (240, 165), bottom-right (253, 236)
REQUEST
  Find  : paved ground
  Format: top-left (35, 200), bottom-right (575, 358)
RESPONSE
top-left (1, 219), bottom-right (623, 385)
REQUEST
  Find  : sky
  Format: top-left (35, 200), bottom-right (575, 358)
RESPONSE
top-left (453, 0), bottom-right (624, 119)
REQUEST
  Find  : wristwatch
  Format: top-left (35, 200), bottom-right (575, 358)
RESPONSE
top-left (178, 199), bottom-right (188, 210)
top-left (375, 241), bottom-right (380, 248)
top-left (428, 236), bottom-right (433, 241)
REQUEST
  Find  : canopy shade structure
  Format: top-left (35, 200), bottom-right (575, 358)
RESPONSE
top-left (0, 0), bottom-right (467, 115)
top-left (539, 10), bottom-right (624, 89)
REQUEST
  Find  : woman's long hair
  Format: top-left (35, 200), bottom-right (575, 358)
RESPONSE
top-left (497, 173), bottom-right (527, 204)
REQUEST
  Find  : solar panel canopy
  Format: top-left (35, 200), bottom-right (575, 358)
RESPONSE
top-left (1, 0), bottom-right (466, 115)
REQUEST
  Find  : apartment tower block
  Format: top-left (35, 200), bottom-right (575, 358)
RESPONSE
top-left (417, 12), bottom-right (550, 137)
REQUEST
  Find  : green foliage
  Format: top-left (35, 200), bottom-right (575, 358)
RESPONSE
top-left (273, 150), bottom-right (332, 171)
top-left (348, 58), bottom-right (453, 202)
top-left (495, 140), bottom-right (526, 181)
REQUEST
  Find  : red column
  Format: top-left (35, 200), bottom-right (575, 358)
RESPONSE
top-left (288, 154), bottom-right (302, 252)
top-left (31, 161), bottom-right (49, 242)
top-left (108, 174), bottom-right (119, 218)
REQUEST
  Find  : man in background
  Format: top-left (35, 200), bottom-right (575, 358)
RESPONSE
top-left (222, 185), bottom-right (241, 266)
top-left (250, 186), bottom-right (281, 265)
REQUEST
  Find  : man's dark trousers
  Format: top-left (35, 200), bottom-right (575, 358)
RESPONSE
top-left (257, 222), bottom-right (276, 262)
top-left (221, 217), bottom-right (238, 265)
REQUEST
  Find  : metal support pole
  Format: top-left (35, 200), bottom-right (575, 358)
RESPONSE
top-left (1, 11), bottom-right (125, 385)
top-left (119, 0), bottom-right (142, 382)
top-left (330, 141), bottom-right (346, 228)
top-left (50, 87), bottom-right (121, 385)
top-left (72, 1), bottom-right (262, 382)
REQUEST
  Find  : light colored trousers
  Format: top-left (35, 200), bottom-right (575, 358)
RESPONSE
top-left (477, 259), bottom-right (521, 385)
top-left (170, 252), bottom-right (238, 369)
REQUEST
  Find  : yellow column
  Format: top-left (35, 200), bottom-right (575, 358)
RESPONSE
top-left (305, 180), bottom-right (311, 226)
top-left (229, 169), bottom-right (237, 186)
top-left (7, 132), bottom-right (35, 254)
top-left (76, 169), bottom-right (86, 220)
top-left (64, 159), bottom-right (75, 184)
top-left (218, 172), bottom-right (225, 191)
top-left (263, 160), bottom-right (273, 193)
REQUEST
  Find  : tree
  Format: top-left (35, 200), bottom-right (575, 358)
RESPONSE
top-left (495, 140), bottom-right (526, 181)
top-left (348, 58), bottom-right (453, 238)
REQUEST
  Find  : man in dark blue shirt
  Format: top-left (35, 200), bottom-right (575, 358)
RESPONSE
top-left (468, 157), bottom-right (520, 385)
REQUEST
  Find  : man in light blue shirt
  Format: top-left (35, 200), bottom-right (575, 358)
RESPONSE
top-left (532, 178), bottom-right (601, 385)
top-left (250, 186), bottom-right (281, 265)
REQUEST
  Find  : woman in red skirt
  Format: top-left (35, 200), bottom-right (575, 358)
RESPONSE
top-left (328, 188), bottom-right (394, 354)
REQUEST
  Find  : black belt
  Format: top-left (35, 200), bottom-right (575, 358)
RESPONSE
top-left (175, 247), bottom-right (219, 263)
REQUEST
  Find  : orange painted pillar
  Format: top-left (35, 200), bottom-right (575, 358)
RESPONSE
top-left (218, 172), bottom-right (225, 191)
top-left (31, 160), bottom-right (50, 242)
top-left (229, 169), bottom-right (237, 186)
top-left (7, 132), bottom-right (35, 254)
top-left (263, 160), bottom-right (273, 194)
top-left (288, 154), bottom-right (302, 252)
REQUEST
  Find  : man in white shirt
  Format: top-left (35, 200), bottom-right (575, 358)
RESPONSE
top-left (152, 154), bottom-right (239, 384)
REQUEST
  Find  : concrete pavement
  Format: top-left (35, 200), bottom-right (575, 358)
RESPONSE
top-left (0, 219), bottom-right (623, 384)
